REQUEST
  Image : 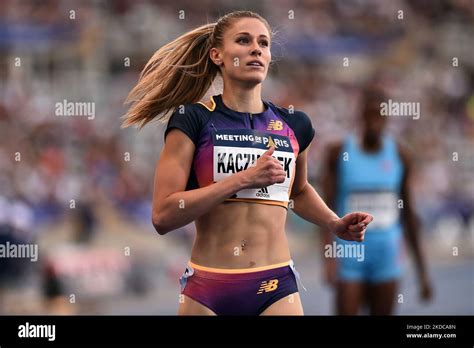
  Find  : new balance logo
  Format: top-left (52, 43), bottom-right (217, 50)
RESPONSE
top-left (256, 187), bottom-right (270, 198)
top-left (257, 279), bottom-right (279, 294)
top-left (267, 120), bottom-right (283, 131)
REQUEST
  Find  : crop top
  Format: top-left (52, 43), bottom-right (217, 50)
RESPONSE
top-left (164, 94), bottom-right (315, 209)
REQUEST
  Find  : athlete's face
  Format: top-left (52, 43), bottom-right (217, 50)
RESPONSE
top-left (211, 18), bottom-right (271, 85)
top-left (363, 101), bottom-right (387, 142)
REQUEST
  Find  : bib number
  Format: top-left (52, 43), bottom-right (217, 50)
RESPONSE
top-left (346, 191), bottom-right (400, 230)
top-left (212, 129), bottom-right (295, 202)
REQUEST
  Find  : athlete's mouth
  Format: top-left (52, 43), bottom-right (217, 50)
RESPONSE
top-left (246, 60), bottom-right (264, 68)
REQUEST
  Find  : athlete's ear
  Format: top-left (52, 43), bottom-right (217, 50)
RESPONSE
top-left (209, 47), bottom-right (223, 66)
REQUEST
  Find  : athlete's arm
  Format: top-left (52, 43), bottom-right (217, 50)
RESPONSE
top-left (398, 143), bottom-right (432, 301)
top-left (290, 146), bottom-right (339, 229)
top-left (290, 145), bottom-right (372, 242)
top-left (152, 130), bottom-right (284, 235)
top-left (321, 142), bottom-right (343, 286)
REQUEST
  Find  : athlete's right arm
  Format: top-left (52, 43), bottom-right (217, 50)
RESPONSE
top-left (151, 129), bottom-right (285, 235)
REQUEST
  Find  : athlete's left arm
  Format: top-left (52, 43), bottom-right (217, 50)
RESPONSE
top-left (289, 147), bottom-right (373, 242)
top-left (398, 143), bottom-right (432, 301)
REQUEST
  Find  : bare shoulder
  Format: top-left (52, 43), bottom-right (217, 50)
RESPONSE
top-left (396, 140), bottom-right (412, 167)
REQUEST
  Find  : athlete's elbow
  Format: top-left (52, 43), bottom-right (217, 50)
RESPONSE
top-left (290, 181), bottom-right (309, 200)
top-left (153, 221), bottom-right (170, 235)
top-left (152, 212), bottom-right (171, 235)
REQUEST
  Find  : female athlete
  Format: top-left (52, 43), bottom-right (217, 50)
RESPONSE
top-left (123, 11), bottom-right (373, 315)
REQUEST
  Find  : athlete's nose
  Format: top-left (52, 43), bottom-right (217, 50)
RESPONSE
top-left (250, 50), bottom-right (262, 58)
top-left (250, 44), bottom-right (262, 56)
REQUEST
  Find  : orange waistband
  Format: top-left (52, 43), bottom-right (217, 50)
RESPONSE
top-left (224, 197), bottom-right (289, 208)
top-left (187, 260), bottom-right (292, 274)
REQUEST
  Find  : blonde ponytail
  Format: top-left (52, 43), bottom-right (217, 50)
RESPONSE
top-left (122, 11), bottom-right (272, 129)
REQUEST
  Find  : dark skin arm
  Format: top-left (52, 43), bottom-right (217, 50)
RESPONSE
top-left (398, 143), bottom-right (433, 301)
top-left (320, 142), bottom-right (343, 287)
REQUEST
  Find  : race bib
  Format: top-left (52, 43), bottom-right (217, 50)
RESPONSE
top-left (346, 191), bottom-right (400, 230)
top-left (213, 129), bottom-right (295, 202)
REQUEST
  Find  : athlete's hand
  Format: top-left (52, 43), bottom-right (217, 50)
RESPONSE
top-left (329, 212), bottom-right (374, 242)
top-left (419, 272), bottom-right (433, 302)
top-left (240, 146), bottom-right (286, 189)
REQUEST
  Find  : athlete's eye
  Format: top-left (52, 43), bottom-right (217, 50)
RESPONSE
top-left (236, 37), bottom-right (249, 44)
top-left (236, 37), bottom-right (269, 48)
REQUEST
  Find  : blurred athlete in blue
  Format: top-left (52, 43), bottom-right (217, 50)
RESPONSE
top-left (322, 87), bottom-right (432, 315)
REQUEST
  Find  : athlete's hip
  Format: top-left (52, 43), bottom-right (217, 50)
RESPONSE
top-left (189, 244), bottom-right (292, 270)
top-left (178, 259), bottom-right (304, 315)
top-left (191, 230), bottom-right (291, 268)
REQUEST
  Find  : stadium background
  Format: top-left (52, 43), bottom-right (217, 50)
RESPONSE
top-left (0, 0), bottom-right (472, 314)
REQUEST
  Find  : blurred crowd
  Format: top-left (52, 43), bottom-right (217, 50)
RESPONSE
top-left (0, 0), bottom-right (472, 314)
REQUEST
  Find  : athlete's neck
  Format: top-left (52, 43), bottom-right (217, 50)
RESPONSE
top-left (221, 85), bottom-right (265, 114)
top-left (361, 133), bottom-right (382, 153)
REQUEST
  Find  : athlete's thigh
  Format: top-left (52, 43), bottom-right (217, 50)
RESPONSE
top-left (368, 280), bottom-right (398, 315)
top-left (336, 281), bottom-right (366, 315)
top-left (178, 295), bottom-right (216, 315)
top-left (260, 292), bottom-right (304, 315)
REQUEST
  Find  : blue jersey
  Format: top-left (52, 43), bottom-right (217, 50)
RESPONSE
top-left (335, 134), bottom-right (405, 283)
top-left (336, 134), bottom-right (404, 237)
